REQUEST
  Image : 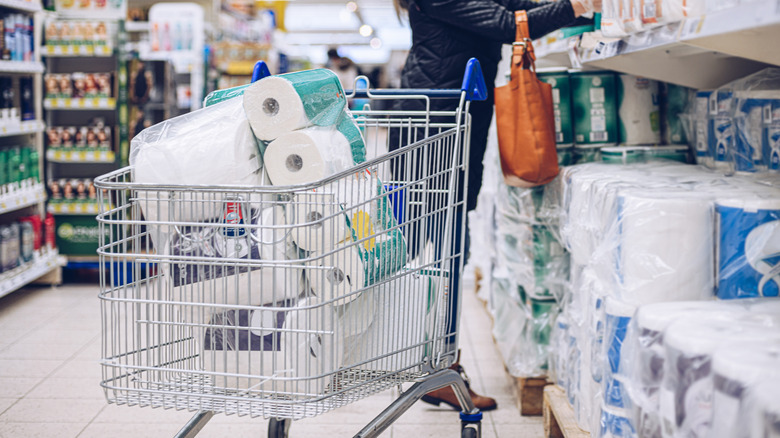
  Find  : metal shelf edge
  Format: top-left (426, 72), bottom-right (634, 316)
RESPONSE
top-left (0, 249), bottom-right (62, 301)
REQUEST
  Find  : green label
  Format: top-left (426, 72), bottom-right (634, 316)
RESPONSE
top-left (539, 72), bottom-right (573, 146)
top-left (663, 83), bottom-right (691, 145)
top-left (55, 216), bottom-right (112, 256)
top-left (571, 72), bottom-right (618, 146)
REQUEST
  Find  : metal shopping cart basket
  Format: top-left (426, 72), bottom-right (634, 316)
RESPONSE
top-left (96, 59), bottom-right (488, 438)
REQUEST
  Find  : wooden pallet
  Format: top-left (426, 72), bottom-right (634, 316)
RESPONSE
top-left (515, 377), bottom-right (551, 416)
top-left (543, 385), bottom-right (589, 438)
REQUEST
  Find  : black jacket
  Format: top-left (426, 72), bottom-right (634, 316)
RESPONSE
top-left (400, 0), bottom-right (577, 92)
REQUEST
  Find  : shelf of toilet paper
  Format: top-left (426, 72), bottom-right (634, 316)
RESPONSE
top-left (544, 2), bottom-right (780, 90)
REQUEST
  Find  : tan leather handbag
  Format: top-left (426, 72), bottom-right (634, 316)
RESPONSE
top-left (494, 10), bottom-right (559, 188)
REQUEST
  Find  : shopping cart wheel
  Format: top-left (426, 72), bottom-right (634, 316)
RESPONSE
top-left (461, 426), bottom-right (478, 438)
top-left (268, 418), bottom-right (291, 438)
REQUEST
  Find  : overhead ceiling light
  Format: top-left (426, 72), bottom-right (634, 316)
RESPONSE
top-left (369, 37), bottom-right (382, 49)
top-left (359, 24), bottom-right (373, 37)
top-left (345, 1), bottom-right (358, 12)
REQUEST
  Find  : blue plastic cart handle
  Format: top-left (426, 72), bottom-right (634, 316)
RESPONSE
top-left (346, 58), bottom-right (487, 101)
top-left (251, 61), bottom-right (272, 83)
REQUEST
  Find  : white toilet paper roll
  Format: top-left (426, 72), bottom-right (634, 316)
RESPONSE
top-left (281, 298), bottom-right (341, 396)
top-left (747, 381), bottom-right (780, 438)
top-left (618, 190), bottom-right (715, 305)
top-left (306, 243), bottom-right (366, 304)
top-left (264, 128), bottom-right (354, 186)
top-left (286, 191), bottom-right (351, 252)
top-left (243, 76), bottom-right (310, 141)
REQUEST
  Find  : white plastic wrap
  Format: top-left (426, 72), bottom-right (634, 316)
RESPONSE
top-left (130, 96), bottom-right (266, 250)
top-left (743, 380), bottom-right (780, 438)
top-left (263, 127), bottom-right (355, 186)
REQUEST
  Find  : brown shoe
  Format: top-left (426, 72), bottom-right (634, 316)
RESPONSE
top-left (421, 363), bottom-right (498, 412)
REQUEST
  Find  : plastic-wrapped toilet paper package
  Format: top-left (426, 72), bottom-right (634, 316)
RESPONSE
top-left (662, 83), bottom-right (692, 146)
top-left (716, 195), bottom-right (780, 299)
top-left (617, 189), bottom-right (716, 305)
top-left (243, 69), bottom-right (346, 141)
top-left (693, 91), bottom-right (713, 165)
top-left (711, 342), bottom-right (780, 438)
top-left (620, 301), bottom-right (754, 438)
top-left (708, 89), bottom-right (736, 172)
top-left (744, 381), bottom-right (780, 438)
top-left (550, 313), bottom-right (571, 389)
top-left (203, 83), bottom-right (251, 107)
top-left (617, 74), bottom-right (661, 145)
top-left (341, 272), bottom-right (439, 372)
top-left (162, 206), bottom-right (305, 328)
top-left (662, 0), bottom-right (705, 22)
top-left (130, 96), bottom-right (266, 250)
top-left (600, 0), bottom-right (628, 37)
top-left (659, 314), bottom-right (780, 438)
top-left (735, 94), bottom-right (770, 173)
top-left (601, 405), bottom-right (637, 438)
top-left (264, 127), bottom-right (355, 186)
top-left (489, 271), bottom-right (535, 377)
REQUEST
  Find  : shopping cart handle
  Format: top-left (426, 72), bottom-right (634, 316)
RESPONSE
top-left (251, 61), bottom-right (272, 83)
top-left (346, 58), bottom-right (487, 101)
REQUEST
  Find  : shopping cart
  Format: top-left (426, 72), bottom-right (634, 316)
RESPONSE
top-left (96, 59), bottom-right (488, 438)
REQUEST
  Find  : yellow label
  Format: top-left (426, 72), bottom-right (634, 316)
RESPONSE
top-left (351, 211), bottom-right (375, 251)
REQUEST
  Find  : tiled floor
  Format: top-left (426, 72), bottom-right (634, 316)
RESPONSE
top-left (0, 280), bottom-right (543, 437)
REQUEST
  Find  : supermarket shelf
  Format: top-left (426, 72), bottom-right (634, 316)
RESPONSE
top-left (680, 0), bottom-right (780, 66)
top-left (549, 3), bottom-right (779, 89)
top-left (0, 120), bottom-right (45, 137)
top-left (44, 98), bottom-right (116, 110)
top-left (0, 249), bottom-right (63, 301)
top-left (535, 37), bottom-right (573, 69)
top-left (0, 60), bottom-right (45, 74)
top-left (42, 45), bottom-right (114, 57)
top-left (0, 0), bottom-right (41, 13)
top-left (47, 201), bottom-right (104, 215)
top-left (46, 148), bottom-right (115, 163)
top-left (125, 21), bottom-right (149, 32)
top-left (0, 182), bottom-right (46, 215)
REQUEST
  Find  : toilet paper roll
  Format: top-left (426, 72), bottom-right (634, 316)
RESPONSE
top-left (243, 69), bottom-right (346, 141)
top-left (264, 128), bottom-right (354, 186)
top-left (306, 243), bottom-right (366, 304)
top-left (617, 190), bottom-right (715, 305)
top-left (660, 314), bottom-right (780, 438)
top-left (712, 343), bottom-right (780, 438)
top-left (281, 298), bottom-right (341, 396)
top-left (286, 191), bottom-right (352, 252)
top-left (600, 405), bottom-right (635, 438)
top-left (716, 197), bottom-right (780, 300)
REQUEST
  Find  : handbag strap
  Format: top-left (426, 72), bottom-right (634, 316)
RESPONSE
top-left (511, 11), bottom-right (536, 70)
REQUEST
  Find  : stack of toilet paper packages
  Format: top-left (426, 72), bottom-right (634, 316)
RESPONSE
top-left (686, 68), bottom-right (780, 175)
top-left (541, 161), bottom-right (780, 435)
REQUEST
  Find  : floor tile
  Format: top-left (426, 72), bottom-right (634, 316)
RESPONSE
top-left (17, 329), bottom-right (97, 346)
top-left (0, 398), bottom-right (106, 424)
top-left (0, 422), bottom-right (84, 438)
top-left (50, 359), bottom-right (101, 379)
top-left (77, 423), bottom-right (185, 438)
top-left (0, 342), bottom-right (83, 361)
top-left (25, 378), bottom-right (105, 400)
top-left (0, 377), bottom-right (43, 398)
top-left (91, 404), bottom-right (196, 424)
top-left (0, 398), bottom-right (17, 415)
top-left (0, 359), bottom-right (62, 378)
top-left (392, 423), bottom-right (462, 437)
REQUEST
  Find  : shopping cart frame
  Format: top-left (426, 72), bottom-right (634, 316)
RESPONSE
top-left (96, 59), bottom-right (488, 438)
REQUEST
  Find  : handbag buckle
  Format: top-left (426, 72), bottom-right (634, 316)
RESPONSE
top-left (512, 38), bottom-right (532, 47)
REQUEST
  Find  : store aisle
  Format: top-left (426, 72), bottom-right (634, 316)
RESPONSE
top-left (0, 283), bottom-right (542, 438)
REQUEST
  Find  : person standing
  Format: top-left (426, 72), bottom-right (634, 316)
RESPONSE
top-left (391, 0), bottom-right (601, 412)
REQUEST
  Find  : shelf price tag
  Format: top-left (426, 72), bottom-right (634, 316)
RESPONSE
top-left (84, 151), bottom-right (94, 161)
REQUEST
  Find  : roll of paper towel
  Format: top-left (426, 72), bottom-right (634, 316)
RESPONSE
top-left (306, 243), bottom-right (366, 304)
top-left (264, 127), bottom-right (354, 186)
top-left (286, 191), bottom-right (351, 252)
top-left (617, 190), bottom-right (715, 305)
top-left (243, 69), bottom-right (346, 141)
